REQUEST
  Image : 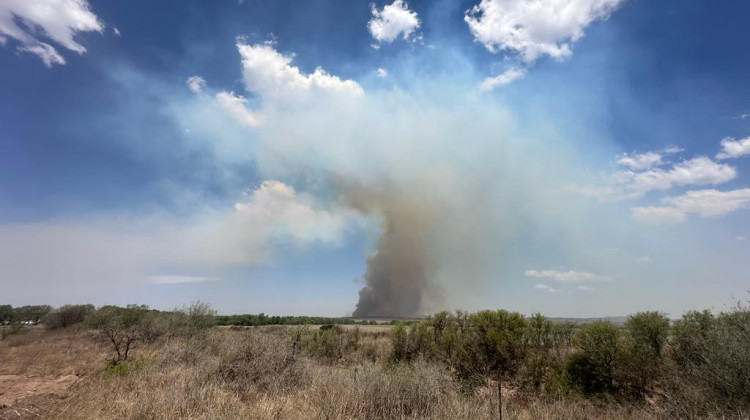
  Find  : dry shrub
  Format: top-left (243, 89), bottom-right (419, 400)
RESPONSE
top-left (212, 330), bottom-right (309, 394)
top-left (312, 360), bottom-right (452, 420)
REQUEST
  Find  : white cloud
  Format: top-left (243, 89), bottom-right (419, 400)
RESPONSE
top-left (186, 75), bottom-right (206, 93)
top-left (534, 283), bottom-right (559, 293)
top-left (376, 68), bottom-right (388, 78)
top-left (0, 0), bottom-right (103, 66)
top-left (736, 235), bottom-right (746, 241)
top-left (617, 151), bottom-right (663, 170)
top-left (661, 188), bottom-right (750, 218)
top-left (237, 42), bottom-right (363, 102)
top-left (215, 91), bottom-right (263, 127)
top-left (631, 206), bottom-right (687, 223)
top-left (716, 136), bottom-right (750, 160)
top-left (149, 275), bottom-right (217, 285)
top-left (17, 42), bottom-right (65, 66)
top-left (465, 0), bottom-right (624, 63)
top-left (368, 0), bottom-right (421, 43)
top-left (113, 27), bottom-right (121, 37)
top-left (479, 66), bottom-right (527, 91)
top-left (616, 157), bottom-right (736, 196)
top-left (632, 188), bottom-right (750, 223)
top-left (525, 269), bottom-right (613, 283)
top-left (578, 285), bottom-right (593, 291)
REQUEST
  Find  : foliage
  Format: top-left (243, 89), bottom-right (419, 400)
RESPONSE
top-left (619, 311), bottom-right (670, 395)
top-left (0, 304), bottom-right (15, 324)
top-left (42, 304), bottom-right (95, 329)
top-left (568, 321), bottom-right (621, 394)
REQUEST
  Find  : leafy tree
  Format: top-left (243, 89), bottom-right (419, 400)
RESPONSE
top-left (524, 313), bottom-right (556, 390)
top-left (620, 311), bottom-right (670, 394)
top-left (569, 320), bottom-right (621, 394)
top-left (671, 310), bottom-right (714, 366)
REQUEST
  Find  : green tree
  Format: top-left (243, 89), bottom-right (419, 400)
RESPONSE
top-left (620, 311), bottom-right (670, 394)
top-left (569, 320), bottom-right (621, 393)
top-left (524, 313), bottom-right (556, 390)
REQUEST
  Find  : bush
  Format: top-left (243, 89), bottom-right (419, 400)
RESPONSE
top-left (0, 304), bottom-right (15, 324)
top-left (88, 304), bottom-right (151, 362)
top-left (42, 304), bottom-right (94, 329)
top-left (569, 321), bottom-right (621, 394)
top-left (619, 311), bottom-right (670, 395)
top-left (664, 305), bottom-right (750, 417)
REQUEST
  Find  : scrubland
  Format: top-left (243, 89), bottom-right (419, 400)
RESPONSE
top-left (0, 302), bottom-right (748, 419)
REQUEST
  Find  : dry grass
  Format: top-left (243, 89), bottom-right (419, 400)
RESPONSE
top-left (1, 326), bottom-right (670, 420)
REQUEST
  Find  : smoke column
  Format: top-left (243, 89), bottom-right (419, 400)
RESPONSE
top-left (342, 183), bottom-right (447, 318)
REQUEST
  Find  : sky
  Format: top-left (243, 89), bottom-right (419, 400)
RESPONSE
top-left (1, 0), bottom-right (749, 318)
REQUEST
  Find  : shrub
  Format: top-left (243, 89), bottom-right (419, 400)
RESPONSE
top-left (0, 304), bottom-right (15, 324)
top-left (42, 304), bottom-right (94, 329)
top-left (14, 305), bottom-right (52, 325)
top-left (522, 313), bottom-right (557, 391)
top-left (619, 311), bottom-right (670, 395)
top-left (88, 304), bottom-right (151, 363)
top-left (569, 321), bottom-right (621, 394)
top-left (664, 305), bottom-right (750, 417)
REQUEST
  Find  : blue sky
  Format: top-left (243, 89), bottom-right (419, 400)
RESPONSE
top-left (1, 0), bottom-right (749, 317)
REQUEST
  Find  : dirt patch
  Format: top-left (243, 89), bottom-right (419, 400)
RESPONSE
top-left (0, 374), bottom-right (78, 407)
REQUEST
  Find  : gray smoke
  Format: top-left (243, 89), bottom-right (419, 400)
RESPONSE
top-left (341, 182), bottom-right (448, 318)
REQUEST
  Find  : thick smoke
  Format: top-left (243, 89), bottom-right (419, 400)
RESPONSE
top-left (342, 185), bottom-right (445, 317)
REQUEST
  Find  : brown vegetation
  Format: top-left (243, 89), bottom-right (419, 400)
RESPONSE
top-left (0, 302), bottom-right (747, 419)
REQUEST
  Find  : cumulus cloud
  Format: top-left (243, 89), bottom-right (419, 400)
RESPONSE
top-left (575, 155), bottom-right (737, 200)
top-left (661, 188), bottom-right (750, 218)
top-left (186, 75), bottom-right (207, 93)
top-left (0, 0), bottom-right (103, 66)
top-left (632, 188), bottom-right (750, 223)
top-left (616, 157), bottom-right (736, 196)
top-left (525, 269), bottom-right (613, 283)
top-left (376, 68), bottom-right (388, 78)
top-left (716, 136), bottom-right (750, 159)
top-left (368, 0), bottom-right (421, 43)
top-left (215, 91), bottom-right (263, 127)
top-left (617, 151), bottom-right (663, 170)
top-left (534, 283), bottom-right (559, 293)
top-left (466, 0), bottom-right (624, 62)
top-left (237, 41), bottom-right (363, 102)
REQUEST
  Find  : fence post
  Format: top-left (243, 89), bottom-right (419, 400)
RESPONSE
top-left (497, 381), bottom-right (503, 420)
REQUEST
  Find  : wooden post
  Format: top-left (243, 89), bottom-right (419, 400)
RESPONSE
top-left (497, 381), bottom-right (503, 420)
